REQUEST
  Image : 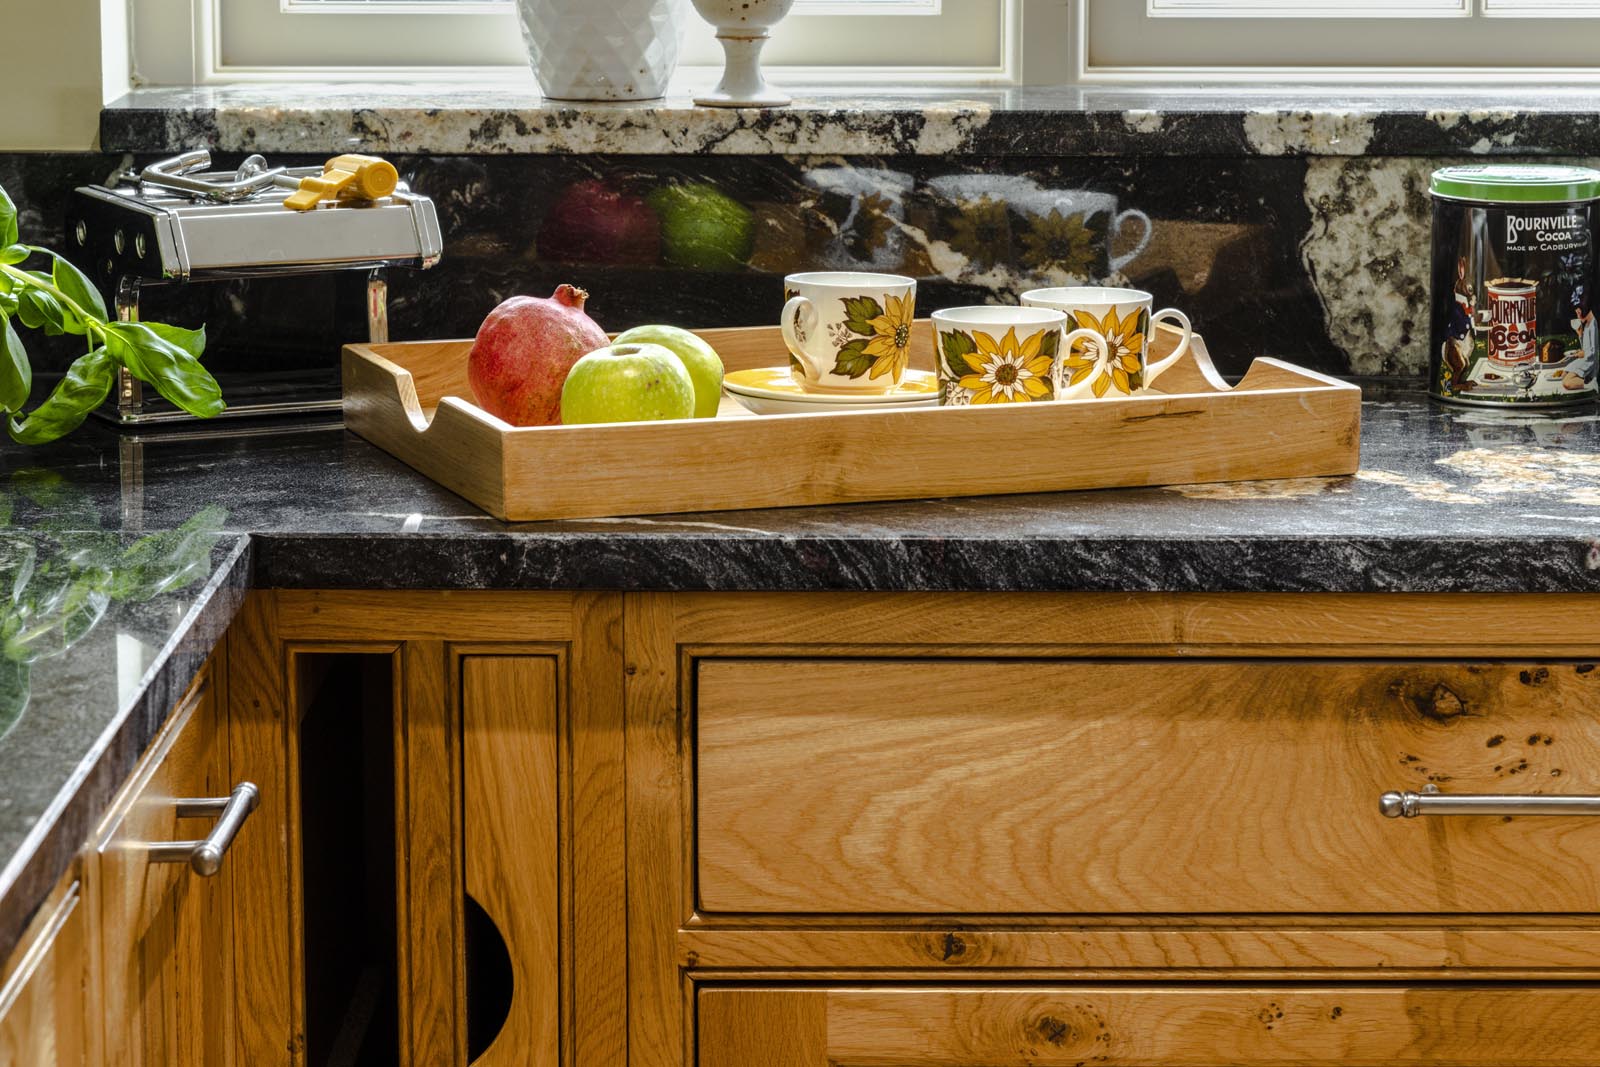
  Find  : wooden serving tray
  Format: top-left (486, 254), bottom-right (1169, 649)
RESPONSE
top-left (342, 322), bottom-right (1360, 522)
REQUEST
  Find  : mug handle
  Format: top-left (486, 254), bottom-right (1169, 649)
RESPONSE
top-left (781, 295), bottom-right (820, 380)
top-left (1143, 308), bottom-right (1192, 388)
top-left (1054, 327), bottom-right (1112, 401)
top-left (1109, 209), bottom-right (1152, 273)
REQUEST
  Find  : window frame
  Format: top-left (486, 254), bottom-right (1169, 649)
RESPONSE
top-left (134, 0), bottom-right (1025, 86)
top-left (1077, 0), bottom-right (1600, 82)
top-left (129, 0), bottom-right (1600, 89)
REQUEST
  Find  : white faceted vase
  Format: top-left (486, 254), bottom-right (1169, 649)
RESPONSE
top-left (690, 0), bottom-right (794, 107)
top-left (518, 0), bottom-right (688, 102)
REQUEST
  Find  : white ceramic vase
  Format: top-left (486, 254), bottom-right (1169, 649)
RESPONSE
top-left (689, 0), bottom-right (794, 107)
top-left (518, 0), bottom-right (688, 102)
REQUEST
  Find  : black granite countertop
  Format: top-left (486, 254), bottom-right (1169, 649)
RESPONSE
top-left (101, 83), bottom-right (1600, 157)
top-left (2, 385), bottom-right (1599, 958)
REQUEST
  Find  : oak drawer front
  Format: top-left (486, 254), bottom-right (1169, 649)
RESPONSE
top-left (696, 659), bottom-right (1600, 914)
top-left (697, 984), bottom-right (1600, 1066)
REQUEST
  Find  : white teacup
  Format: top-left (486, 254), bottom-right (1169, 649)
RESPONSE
top-left (1021, 286), bottom-right (1192, 396)
top-left (930, 305), bottom-right (1112, 406)
top-left (782, 271), bottom-right (917, 393)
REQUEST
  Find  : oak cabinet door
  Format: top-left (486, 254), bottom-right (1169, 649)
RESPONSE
top-left (94, 666), bottom-right (243, 1067)
top-left (698, 985), bottom-right (1600, 1067)
top-left (462, 655), bottom-right (560, 1067)
top-left (698, 658), bottom-right (1600, 915)
top-left (0, 877), bottom-right (89, 1067)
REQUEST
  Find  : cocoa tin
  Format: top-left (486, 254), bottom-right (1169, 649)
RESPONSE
top-left (1430, 164), bottom-right (1600, 408)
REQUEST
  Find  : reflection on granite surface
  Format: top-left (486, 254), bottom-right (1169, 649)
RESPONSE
top-left (0, 474), bottom-right (244, 963)
top-left (0, 148), bottom-right (1376, 385)
top-left (0, 486), bottom-right (226, 740)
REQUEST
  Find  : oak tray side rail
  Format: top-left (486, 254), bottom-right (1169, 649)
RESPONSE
top-left (342, 322), bottom-right (1361, 522)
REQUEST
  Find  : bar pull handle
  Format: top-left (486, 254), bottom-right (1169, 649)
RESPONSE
top-left (1380, 783), bottom-right (1600, 819)
top-left (148, 782), bottom-right (260, 876)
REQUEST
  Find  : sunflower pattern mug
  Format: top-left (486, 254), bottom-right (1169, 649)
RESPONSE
top-left (782, 272), bottom-right (917, 393)
top-left (931, 305), bottom-right (1112, 406)
top-left (1021, 286), bottom-right (1192, 397)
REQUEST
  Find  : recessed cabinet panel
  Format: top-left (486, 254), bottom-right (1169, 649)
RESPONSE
top-left (0, 877), bottom-right (88, 1067)
top-left (698, 985), bottom-right (1600, 1067)
top-left (462, 656), bottom-right (560, 1067)
top-left (697, 658), bottom-right (1600, 914)
top-left (297, 653), bottom-right (400, 1066)
top-left (95, 669), bottom-right (234, 1067)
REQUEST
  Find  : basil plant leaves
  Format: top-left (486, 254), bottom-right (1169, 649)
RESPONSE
top-left (0, 184), bottom-right (224, 443)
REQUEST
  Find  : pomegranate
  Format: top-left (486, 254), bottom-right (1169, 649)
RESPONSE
top-left (467, 285), bottom-right (609, 427)
top-left (539, 180), bottom-right (661, 267)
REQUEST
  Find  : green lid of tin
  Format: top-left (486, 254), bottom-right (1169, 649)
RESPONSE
top-left (1431, 164), bottom-right (1600, 204)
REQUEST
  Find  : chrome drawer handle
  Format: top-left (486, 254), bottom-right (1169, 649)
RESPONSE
top-left (148, 782), bottom-right (259, 876)
top-left (1380, 783), bottom-right (1600, 819)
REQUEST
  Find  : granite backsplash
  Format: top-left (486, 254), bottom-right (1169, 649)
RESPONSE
top-left (0, 132), bottom-right (1576, 384)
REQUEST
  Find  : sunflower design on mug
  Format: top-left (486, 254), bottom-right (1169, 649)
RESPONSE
top-left (1021, 287), bottom-right (1194, 399)
top-left (942, 325), bottom-right (1060, 404)
top-left (833, 292), bottom-right (916, 382)
top-left (1067, 305), bottom-right (1149, 397)
top-left (781, 272), bottom-right (918, 393)
top-left (930, 305), bottom-right (1110, 407)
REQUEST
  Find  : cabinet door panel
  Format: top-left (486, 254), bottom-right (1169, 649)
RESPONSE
top-left (698, 658), bottom-right (1600, 914)
top-left (95, 668), bottom-right (235, 1067)
top-left (463, 656), bottom-right (560, 1067)
top-left (699, 985), bottom-right (1600, 1066)
top-left (0, 878), bottom-right (88, 1067)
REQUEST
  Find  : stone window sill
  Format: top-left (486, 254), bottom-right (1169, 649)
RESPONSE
top-left (101, 83), bottom-right (1600, 158)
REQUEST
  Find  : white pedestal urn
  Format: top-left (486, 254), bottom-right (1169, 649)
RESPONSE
top-left (690, 0), bottom-right (795, 108)
top-left (518, 0), bottom-right (688, 101)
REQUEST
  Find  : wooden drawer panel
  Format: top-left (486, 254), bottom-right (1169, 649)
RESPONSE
top-left (698, 984), bottom-right (1600, 1066)
top-left (696, 659), bottom-right (1600, 914)
top-left (94, 667), bottom-right (234, 1067)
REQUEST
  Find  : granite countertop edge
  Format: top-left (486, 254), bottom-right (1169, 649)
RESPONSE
top-left (99, 83), bottom-right (1600, 157)
top-left (253, 531), bottom-right (1600, 594)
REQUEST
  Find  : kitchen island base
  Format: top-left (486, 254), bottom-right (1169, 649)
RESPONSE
top-left (230, 591), bottom-right (1600, 1066)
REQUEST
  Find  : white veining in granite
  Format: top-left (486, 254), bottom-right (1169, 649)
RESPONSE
top-left (1242, 109), bottom-right (1376, 156)
top-left (1300, 157), bottom-right (1433, 375)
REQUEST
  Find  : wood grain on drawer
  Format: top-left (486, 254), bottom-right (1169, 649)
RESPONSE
top-left (696, 659), bottom-right (1600, 914)
top-left (698, 984), bottom-right (1600, 1066)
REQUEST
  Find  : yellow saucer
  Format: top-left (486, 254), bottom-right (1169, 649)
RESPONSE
top-left (723, 367), bottom-right (938, 403)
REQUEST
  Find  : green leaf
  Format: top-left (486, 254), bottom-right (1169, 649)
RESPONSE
top-left (50, 254), bottom-right (106, 320)
top-left (1038, 328), bottom-right (1060, 361)
top-left (104, 321), bottom-right (223, 419)
top-left (831, 338), bottom-right (874, 379)
top-left (0, 186), bottom-right (17, 249)
top-left (7, 347), bottom-right (115, 445)
top-left (0, 658), bottom-right (29, 743)
top-left (15, 279), bottom-right (84, 337)
top-left (841, 296), bottom-right (883, 337)
top-left (112, 505), bottom-right (227, 603)
top-left (13, 289), bottom-right (47, 329)
top-left (137, 321), bottom-right (206, 359)
top-left (0, 315), bottom-right (30, 412)
top-left (0, 245), bottom-right (27, 266)
top-left (941, 329), bottom-right (978, 378)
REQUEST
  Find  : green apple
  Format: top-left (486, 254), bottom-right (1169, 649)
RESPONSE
top-left (612, 325), bottom-right (724, 419)
top-left (560, 343), bottom-right (696, 425)
top-left (646, 184), bottom-right (755, 272)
